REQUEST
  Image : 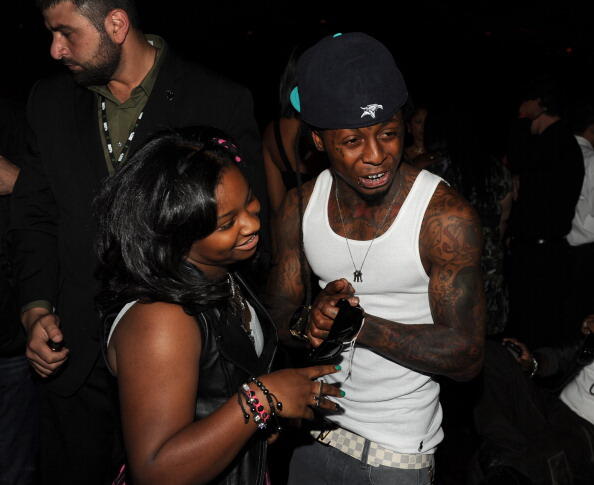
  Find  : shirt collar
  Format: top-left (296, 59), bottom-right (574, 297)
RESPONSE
top-left (575, 135), bottom-right (594, 152)
top-left (88, 34), bottom-right (167, 103)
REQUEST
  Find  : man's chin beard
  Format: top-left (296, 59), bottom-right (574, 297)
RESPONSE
top-left (67, 35), bottom-right (121, 87)
top-left (358, 188), bottom-right (390, 206)
top-left (72, 68), bottom-right (115, 87)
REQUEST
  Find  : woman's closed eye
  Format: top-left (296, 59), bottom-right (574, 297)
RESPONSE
top-left (217, 218), bottom-right (235, 231)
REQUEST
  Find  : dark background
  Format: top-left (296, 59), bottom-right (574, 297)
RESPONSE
top-left (4, 1), bottom-right (594, 135)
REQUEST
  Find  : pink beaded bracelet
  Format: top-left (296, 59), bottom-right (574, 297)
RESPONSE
top-left (241, 383), bottom-right (269, 430)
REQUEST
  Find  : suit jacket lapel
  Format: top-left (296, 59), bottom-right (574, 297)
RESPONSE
top-left (73, 87), bottom-right (108, 186)
top-left (129, 49), bottom-right (181, 155)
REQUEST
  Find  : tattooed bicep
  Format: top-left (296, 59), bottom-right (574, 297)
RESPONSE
top-left (421, 184), bottom-right (482, 268)
top-left (422, 185), bottom-right (485, 329)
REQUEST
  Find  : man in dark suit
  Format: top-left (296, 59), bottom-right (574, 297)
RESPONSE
top-left (9, 1), bottom-right (268, 483)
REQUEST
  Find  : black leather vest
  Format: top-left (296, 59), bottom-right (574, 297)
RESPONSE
top-left (194, 272), bottom-right (278, 485)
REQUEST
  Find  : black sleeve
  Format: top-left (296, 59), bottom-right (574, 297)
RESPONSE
top-left (555, 135), bottom-right (585, 236)
top-left (7, 82), bottom-right (60, 308)
top-left (533, 340), bottom-right (582, 378)
top-left (0, 99), bottom-right (27, 164)
top-left (0, 99), bottom-right (27, 354)
top-left (538, 127), bottom-right (584, 238)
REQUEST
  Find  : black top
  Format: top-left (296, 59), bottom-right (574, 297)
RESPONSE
top-left (104, 273), bottom-right (278, 485)
top-left (193, 273), bottom-right (278, 485)
top-left (510, 120), bottom-right (584, 241)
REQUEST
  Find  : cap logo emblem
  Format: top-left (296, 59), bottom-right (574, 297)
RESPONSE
top-left (360, 104), bottom-right (384, 119)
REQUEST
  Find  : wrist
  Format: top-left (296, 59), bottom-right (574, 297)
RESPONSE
top-left (21, 308), bottom-right (51, 332)
top-left (237, 377), bottom-right (283, 434)
top-left (241, 384), bottom-right (269, 430)
top-left (289, 305), bottom-right (312, 342)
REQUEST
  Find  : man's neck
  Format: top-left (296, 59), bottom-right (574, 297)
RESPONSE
top-left (578, 128), bottom-right (594, 148)
top-left (531, 113), bottom-right (560, 135)
top-left (334, 166), bottom-right (404, 214)
top-left (107, 34), bottom-right (157, 103)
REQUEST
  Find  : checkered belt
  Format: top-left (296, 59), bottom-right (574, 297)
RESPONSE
top-left (312, 427), bottom-right (433, 469)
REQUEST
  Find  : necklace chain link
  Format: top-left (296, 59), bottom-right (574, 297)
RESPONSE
top-left (333, 176), bottom-right (400, 283)
top-left (228, 273), bottom-right (254, 343)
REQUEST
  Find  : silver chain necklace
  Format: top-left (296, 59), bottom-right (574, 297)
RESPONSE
top-left (228, 273), bottom-right (254, 344)
top-left (333, 177), bottom-right (399, 283)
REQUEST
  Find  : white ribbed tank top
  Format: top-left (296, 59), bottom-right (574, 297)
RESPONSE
top-left (303, 168), bottom-right (444, 454)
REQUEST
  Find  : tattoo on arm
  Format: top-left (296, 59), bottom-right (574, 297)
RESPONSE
top-left (357, 185), bottom-right (486, 381)
top-left (264, 187), bottom-right (311, 335)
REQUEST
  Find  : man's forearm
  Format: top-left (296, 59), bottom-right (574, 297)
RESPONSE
top-left (358, 314), bottom-right (484, 381)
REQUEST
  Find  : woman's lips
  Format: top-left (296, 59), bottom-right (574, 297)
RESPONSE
top-left (235, 233), bottom-right (259, 251)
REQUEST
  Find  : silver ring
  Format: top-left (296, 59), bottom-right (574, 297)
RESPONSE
top-left (313, 394), bottom-right (320, 407)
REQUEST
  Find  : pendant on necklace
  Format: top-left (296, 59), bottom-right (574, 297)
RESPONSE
top-left (354, 270), bottom-right (363, 283)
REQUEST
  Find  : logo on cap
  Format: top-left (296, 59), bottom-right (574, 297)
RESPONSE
top-left (360, 104), bottom-right (384, 119)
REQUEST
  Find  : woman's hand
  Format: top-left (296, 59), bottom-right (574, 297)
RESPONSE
top-left (258, 364), bottom-right (344, 420)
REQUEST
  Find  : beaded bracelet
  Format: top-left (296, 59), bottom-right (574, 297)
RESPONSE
top-left (248, 377), bottom-right (284, 414)
top-left (240, 384), bottom-right (269, 430)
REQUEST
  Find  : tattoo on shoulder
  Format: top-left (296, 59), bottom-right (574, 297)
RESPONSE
top-left (421, 183), bottom-right (482, 266)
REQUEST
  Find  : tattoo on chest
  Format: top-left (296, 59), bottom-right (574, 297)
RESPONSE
top-left (328, 170), bottom-right (415, 240)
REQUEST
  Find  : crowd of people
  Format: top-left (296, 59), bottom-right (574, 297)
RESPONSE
top-left (0, 1), bottom-right (593, 485)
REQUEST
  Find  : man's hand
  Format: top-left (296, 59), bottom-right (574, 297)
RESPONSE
top-left (502, 337), bottom-right (534, 373)
top-left (0, 155), bottom-right (20, 195)
top-left (307, 278), bottom-right (359, 347)
top-left (22, 307), bottom-right (69, 377)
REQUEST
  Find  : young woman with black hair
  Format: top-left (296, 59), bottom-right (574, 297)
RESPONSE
top-left (94, 127), bottom-right (342, 485)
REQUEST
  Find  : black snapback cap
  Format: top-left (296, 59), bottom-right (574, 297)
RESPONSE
top-left (292, 32), bottom-right (408, 130)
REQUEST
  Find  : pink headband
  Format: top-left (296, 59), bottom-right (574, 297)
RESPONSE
top-left (213, 138), bottom-right (242, 163)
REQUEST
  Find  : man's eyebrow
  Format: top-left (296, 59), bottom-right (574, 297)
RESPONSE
top-left (48, 23), bottom-right (73, 32)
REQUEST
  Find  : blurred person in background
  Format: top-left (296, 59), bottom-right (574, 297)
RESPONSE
top-left (506, 77), bottom-right (584, 348)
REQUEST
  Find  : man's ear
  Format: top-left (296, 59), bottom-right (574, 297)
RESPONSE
top-left (311, 130), bottom-right (325, 152)
top-left (104, 9), bottom-right (130, 45)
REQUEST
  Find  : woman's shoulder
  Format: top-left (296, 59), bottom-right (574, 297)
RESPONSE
top-left (114, 301), bottom-right (201, 352)
top-left (108, 301), bottom-right (202, 375)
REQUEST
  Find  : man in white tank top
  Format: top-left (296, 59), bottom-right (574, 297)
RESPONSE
top-left (266, 33), bottom-right (485, 484)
